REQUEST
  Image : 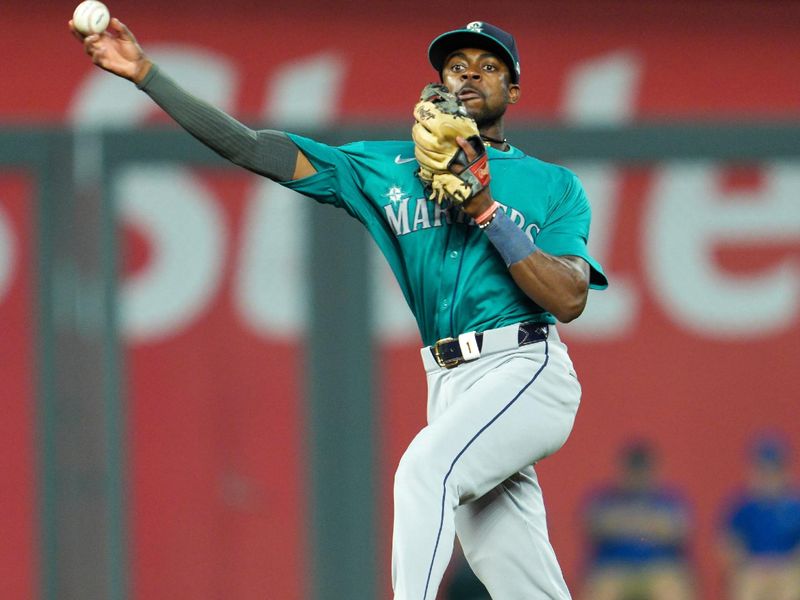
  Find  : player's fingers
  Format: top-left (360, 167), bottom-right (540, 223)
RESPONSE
top-left (82, 33), bottom-right (102, 56)
top-left (455, 136), bottom-right (477, 161)
top-left (68, 20), bottom-right (86, 42)
top-left (112, 18), bottom-right (136, 43)
top-left (91, 48), bottom-right (105, 65)
top-left (84, 33), bottom-right (100, 48)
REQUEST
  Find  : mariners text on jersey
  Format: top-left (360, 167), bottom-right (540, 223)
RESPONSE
top-left (383, 194), bottom-right (541, 241)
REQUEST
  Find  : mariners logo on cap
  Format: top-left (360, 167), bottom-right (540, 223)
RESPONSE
top-left (466, 21), bottom-right (483, 32)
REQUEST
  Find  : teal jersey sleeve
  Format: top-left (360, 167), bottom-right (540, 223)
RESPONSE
top-left (536, 168), bottom-right (608, 289)
top-left (280, 133), bottom-right (370, 219)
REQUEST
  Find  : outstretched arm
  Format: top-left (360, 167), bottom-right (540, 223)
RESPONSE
top-left (70, 18), bottom-right (316, 181)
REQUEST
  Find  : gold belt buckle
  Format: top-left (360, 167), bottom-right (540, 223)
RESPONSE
top-left (433, 337), bottom-right (461, 369)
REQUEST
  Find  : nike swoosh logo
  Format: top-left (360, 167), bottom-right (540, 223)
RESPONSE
top-left (394, 155), bottom-right (416, 164)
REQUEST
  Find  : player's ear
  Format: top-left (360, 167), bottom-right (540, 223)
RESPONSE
top-left (508, 84), bottom-right (521, 105)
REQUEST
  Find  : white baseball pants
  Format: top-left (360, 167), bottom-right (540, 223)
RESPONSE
top-left (392, 324), bottom-right (580, 599)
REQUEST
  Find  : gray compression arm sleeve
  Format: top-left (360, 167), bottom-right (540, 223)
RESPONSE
top-left (136, 64), bottom-right (298, 182)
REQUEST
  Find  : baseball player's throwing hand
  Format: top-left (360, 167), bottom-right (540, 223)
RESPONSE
top-left (69, 17), bottom-right (152, 84)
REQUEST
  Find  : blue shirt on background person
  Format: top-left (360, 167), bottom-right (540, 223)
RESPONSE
top-left (719, 433), bottom-right (800, 600)
top-left (723, 434), bottom-right (800, 560)
top-left (586, 486), bottom-right (691, 567)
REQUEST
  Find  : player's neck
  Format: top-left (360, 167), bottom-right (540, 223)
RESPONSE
top-left (479, 124), bottom-right (509, 150)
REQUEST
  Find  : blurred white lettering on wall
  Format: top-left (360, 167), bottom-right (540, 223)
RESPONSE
top-left (0, 202), bottom-right (14, 304)
top-left (117, 166), bottom-right (227, 342)
top-left (561, 51), bottom-right (642, 338)
top-left (235, 181), bottom-right (309, 339)
top-left (233, 52), bottom-right (346, 338)
top-left (646, 161), bottom-right (800, 337)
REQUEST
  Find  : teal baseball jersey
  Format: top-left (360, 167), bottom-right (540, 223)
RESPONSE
top-left (282, 134), bottom-right (607, 347)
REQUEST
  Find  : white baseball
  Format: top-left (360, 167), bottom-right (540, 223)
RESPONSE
top-left (72, 1), bottom-right (111, 35)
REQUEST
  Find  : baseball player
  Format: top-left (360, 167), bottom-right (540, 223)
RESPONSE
top-left (72, 17), bottom-right (607, 599)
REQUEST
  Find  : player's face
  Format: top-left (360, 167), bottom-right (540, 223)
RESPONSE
top-left (441, 48), bottom-right (521, 128)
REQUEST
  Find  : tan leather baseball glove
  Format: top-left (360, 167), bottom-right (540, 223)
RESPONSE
top-left (412, 83), bottom-right (491, 205)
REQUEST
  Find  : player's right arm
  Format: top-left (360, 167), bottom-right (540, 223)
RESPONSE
top-left (70, 17), bottom-right (316, 181)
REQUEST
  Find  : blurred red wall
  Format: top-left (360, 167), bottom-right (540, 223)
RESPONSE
top-left (2, 1), bottom-right (799, 598)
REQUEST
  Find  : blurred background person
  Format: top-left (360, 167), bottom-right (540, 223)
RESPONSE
top-left (580, 441), bottom-right (695, 600)
top-left (719, 433), bottom-right (800, 600)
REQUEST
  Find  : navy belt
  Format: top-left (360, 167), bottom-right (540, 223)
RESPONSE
top-left (431, 322), bottom-right (549, 369)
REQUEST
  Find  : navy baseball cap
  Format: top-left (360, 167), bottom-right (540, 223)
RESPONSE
top-left (428, 21), bottom-right (521, 84)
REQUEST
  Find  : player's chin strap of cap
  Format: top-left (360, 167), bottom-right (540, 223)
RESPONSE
top-left (431, 322), bottom-right (548, 369)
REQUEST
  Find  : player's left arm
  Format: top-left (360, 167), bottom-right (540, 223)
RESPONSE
top-left (507, 253), bottom-right (589, 323)
top-left (470, 196), bottom-right (589, 321)
top-left (453, 137), bottom-right (590, 322)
